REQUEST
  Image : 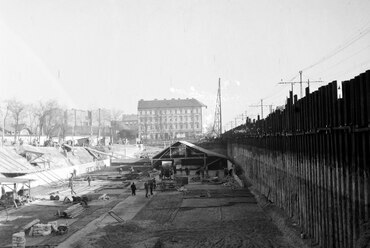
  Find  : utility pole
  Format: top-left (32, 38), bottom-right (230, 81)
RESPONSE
top-left (279, 71), bottom-right (323, 98)
top-left (97, 108), bottom-right (101, 145)
top-left (212, 78), bottom-right (222, 136)
top-left (249, 100), bottom-right (274, 119)
top-left (73, 109), bottom-right (76, 146)
top-left (299, 71), bottom-right (303, 98)
top-left (1, 112), bottom-right (5, 147)
top-left (219, 78), bottom-right (222, 134)
top-left (260, 99), bottom-right (263, 119)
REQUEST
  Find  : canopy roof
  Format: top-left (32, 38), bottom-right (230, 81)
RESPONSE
top-left (152, 141), bottom-right (229, 169)
top-left (0, 178), bottom-right (34, 184)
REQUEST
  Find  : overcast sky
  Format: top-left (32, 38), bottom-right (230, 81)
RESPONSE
top-left (1, 0), bottom-right (370, 130)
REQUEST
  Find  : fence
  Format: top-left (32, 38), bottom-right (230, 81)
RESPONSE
top-left (225, 70), bottom-right (370, 248)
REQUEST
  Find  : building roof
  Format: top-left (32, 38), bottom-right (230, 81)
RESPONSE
top-left (138, 98), bottom-right (206, 109)
top-left (0, 178), bottom-right (35, 184)
top-left (122, 114), bottom-right (138, 121)
top-left (178, 141), bottom-right (228, 159)
top-left (152, 140), bottom-right (228, 160)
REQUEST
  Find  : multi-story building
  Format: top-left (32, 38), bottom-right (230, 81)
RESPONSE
top-left (137, 98), bottom-right (206, 141)
top-left (121, 114), bottom-right (138, 128)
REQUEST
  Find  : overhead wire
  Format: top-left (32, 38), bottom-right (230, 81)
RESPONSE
top-left (312, 43), bottom-right (370, 78)
top-left (301, 23), bottom-right (370, 73)
top-left (236, 20), bottom-right (370, 124)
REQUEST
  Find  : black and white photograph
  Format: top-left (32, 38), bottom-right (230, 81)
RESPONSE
top-left (0, 0), bottom-right (370, 247)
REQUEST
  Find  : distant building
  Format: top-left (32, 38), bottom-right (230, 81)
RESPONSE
top-left (121, 114), bottom-right (138, 128)
top-left (137, 98), bottom-right (206, 141)
top-left (111, 115), bottom-right (138, 142)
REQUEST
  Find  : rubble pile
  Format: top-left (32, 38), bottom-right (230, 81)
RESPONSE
top-left (222, 176), bottom-right (240, 188)
top-left (62, 203), bottom-right (86, 218)
top-left (30, 223), bottom-right (53, 236)
top-left (12, 231), bottom-right (26, 248)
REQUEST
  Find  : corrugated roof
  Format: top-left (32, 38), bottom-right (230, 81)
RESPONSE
top-left (0, 178), bottom-right (34, 183)
top-left (178, 141), bottom-right (228, 159)
top-left (0, 147), bottom-right (36, 174)
top-left (138, 98), bottom-right (206, 109)
top-left (152, 140), bottom-right (228, 160)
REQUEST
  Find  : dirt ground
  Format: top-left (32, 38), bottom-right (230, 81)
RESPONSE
top-left (0, 144), bottom-right (310, 248)
top-left (73, 183), bottom-right (309, 248)
top-left (0, 167), bottom-right (132, 247)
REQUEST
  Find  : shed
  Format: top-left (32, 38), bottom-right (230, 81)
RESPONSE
top-left (151, 141), bottom-right (229, 174)
top-left (0, 177), bottom-right (34, 203)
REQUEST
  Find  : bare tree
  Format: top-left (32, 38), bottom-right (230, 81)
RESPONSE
top-left (26, 104), bottom-right (39, 136)
top-left (6, 99), bottom-right (26, 142)
top-left (34, 100), bottom-right (66, 141)
top-left (0, 102), bottom-right (10, 145)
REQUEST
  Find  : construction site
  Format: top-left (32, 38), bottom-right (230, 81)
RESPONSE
top-left (0, 140), bottom-right (310, 248)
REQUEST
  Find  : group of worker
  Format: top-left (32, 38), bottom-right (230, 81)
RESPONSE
top-left (130, 177), bottom-right (156, 198)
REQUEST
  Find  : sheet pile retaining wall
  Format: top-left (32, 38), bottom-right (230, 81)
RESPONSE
top-left (226, 70), bottom-right (370, 248)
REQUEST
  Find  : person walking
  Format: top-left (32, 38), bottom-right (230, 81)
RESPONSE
top-left (130, 182), bottom-right (136, 196)
top-left (144, 182), bottom-right (149, 198)
top-left (149, 180), bottom-right (154, 196)
top-left (69, 175), bottom-right (76, 195)
top-left (87, 175), bottom-right (92, 186)
top-left (152, 178), bottom-right (156, 190)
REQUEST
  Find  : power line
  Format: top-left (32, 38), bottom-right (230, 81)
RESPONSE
top-left (249, 99), bottom-right (275, 119)
top-left (302, 24), bottom-right (370, 72)
top-left (285, 21), bottom-right (370, 82)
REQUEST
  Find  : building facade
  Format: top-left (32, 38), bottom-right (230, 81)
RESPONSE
top-left (137, 98), bottom-right (206, 141)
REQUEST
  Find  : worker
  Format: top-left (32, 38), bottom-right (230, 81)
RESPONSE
top-left (144, 182), bottom-right (149, 198)
top-left (149, 180), bottom-right (154, 195)
top-left (152, 178), bottom-right (157, 190)
top-left (118, 168), bottom-right (123, 175)
top-left (69, 174), bottom-right (76, 195)
top-left (185, 167), bottom-right (190, 176)
top-left (130, 182), bottom-right (136, 196)
top-left (87, 175), bottom-right (92, 186)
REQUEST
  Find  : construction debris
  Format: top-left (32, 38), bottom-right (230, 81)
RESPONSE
top-left (22, 219), bottom-right (40, 232)
top-left (98, 194), bottom-right (110, 200)
top-left (61, 203), bottom-right (87, 218)
top-left (12, 231), bottom-right (26, 248)
top-left (31, 223), bottom-right (53, 236)
top-left (108, 210), bottom-right (124, 223)
top-left (221, 176), bottom-right (240, 189)
top-left (57, 224), bottom-right (68, 235)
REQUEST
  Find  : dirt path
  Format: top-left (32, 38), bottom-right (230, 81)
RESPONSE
top-left (75, 183), bottom-right (308, 248)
